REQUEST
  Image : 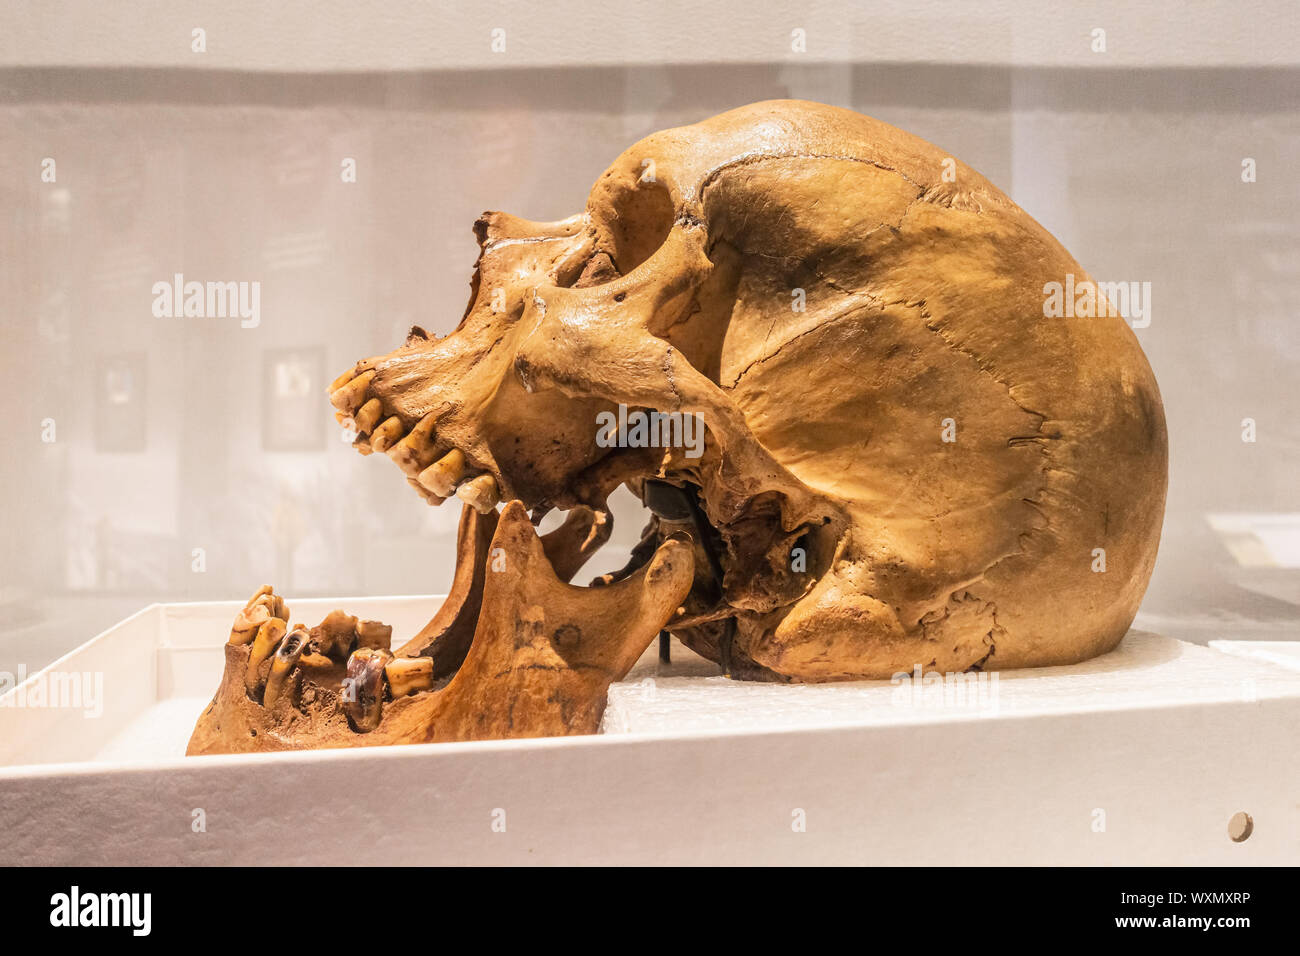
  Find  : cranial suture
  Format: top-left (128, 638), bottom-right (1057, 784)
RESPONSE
top-left (188, 100), bottom-right (1167, 755)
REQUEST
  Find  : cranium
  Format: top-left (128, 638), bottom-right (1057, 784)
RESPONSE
top-left (188, 100), bottom-right (1166, 755)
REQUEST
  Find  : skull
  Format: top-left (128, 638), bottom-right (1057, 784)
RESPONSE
top-left (189, 100), bottom-right (1167, 754)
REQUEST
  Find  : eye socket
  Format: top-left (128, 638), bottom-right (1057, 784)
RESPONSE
top-left (559, 175), bottom-right (679, 290)
top-left (583, 178), bottom-right (675, 282)
top-left (610, 179), bottom-right (675, 273)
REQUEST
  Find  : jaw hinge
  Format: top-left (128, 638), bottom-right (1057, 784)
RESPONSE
top-left (644, 478), bottom-right (736, 675)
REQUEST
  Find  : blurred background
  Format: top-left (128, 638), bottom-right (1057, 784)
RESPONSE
top-left (1, 1), bottom-right (1297, 676)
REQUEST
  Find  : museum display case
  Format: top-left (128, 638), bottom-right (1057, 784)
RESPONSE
top-left (0, 1), bottom-right (1296, 876)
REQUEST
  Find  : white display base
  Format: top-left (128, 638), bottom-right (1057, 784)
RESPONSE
top-left (0, 596), bottom-right (1296, 865)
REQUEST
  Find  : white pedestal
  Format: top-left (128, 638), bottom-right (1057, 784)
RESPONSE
top-left (0, 596), bottom-right (1296, 865)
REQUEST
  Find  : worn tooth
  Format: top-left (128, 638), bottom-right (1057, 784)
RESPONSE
top-left (253, 589), bottom-right (288, 621)
top-left (355, 619), bottom-right (393, 652)
top-left (388, 413), bottom-right (438, 475)
top-left (298, 651), bottom-right (334, 670)
top-left (328, 368), bottom-right (358, 393)
top-left (245, 618), bottom-right (288, 697)
top-left (385, 656), bottom-right (434, 697)
top-left (456, 473), bottom-right (499, 514)
top-left (245, 585), bottom-right (273, 607)
top-left (342, 648), bottom-right (392, 732)
top-left (417, 449), bottom-right (466, 498)
top-left (229, 602), bottom-right (271, 645)
top-left (312, 609), bottom-right (358, 660)
top-left (407, 477), bottom-right (445, 505)
top-left (353, 398), bottom-right (383, 436)
top-left (263, 625), bottom-right (309, 707)
top-left (371, 416), bottom-right (405, 453)
top-left (329, 369), bottom-right (375, 415)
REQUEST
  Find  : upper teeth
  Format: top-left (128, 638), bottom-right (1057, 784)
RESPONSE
top-left (329, 369), bottom-right (374, 415)
top-left (418, 449), bottom-right (466, 498)
top-left (456, 474), bottom-right (500, 514)
top-left (370, 416), bottom-right (404, 452)
top-left (328, 371), bottom-right (502, 513)
top-left (353, 398), bottom-right (383, 435)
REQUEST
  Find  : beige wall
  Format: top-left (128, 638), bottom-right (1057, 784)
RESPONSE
top-left (2, 0), bottom-right (1297, 70)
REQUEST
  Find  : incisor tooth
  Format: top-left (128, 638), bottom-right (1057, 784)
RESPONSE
top-left (264, 625), bottom-right (309, 706)
top-left (353, 398), bottom-right (383, 435)
top-left (417, 449), bottom-right (466, 498)
top-left (329, 369), bottom-right (374, 414)
top-left (384, 656), bottom-right (434, 697)
top-left (246, 618), bottom-right (288, 696)
top-left (229, 603), bottom-right (270, 645)
top-left (456, 473), bottom-right (499, 514)
top-left (245, 585), bottom-right (273, 607)
top-left (328, 368), bottom-right (357, 392)
top-left (252, 588), bottom-right (289, 621)
top-left (371, 416), bottom-right (404, 453)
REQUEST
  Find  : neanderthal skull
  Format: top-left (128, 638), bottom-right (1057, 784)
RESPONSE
top-left (189, 100), bottom-right (1166, 754)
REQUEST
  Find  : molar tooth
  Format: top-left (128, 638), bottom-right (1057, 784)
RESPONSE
top-left (297, 651), bottom-right (334, 670)
top-left (417, 449), bottom-right (466, 498)
top-left (312, 609), bottom-right (358, 660)
top-left (384, 656), bottom-right (434, 697)
top-left (263, 625), bottom-right (309, 707)
top-left (353, 398), bottom-right (383, 435)
top-left (342, 648), bottom-right (392, 733)
top-left (388, 413), bottom-right (439, 475)
top-left (355, 619), bottom-right (393, 652)
top-left (456, 473), bottom-right (499, 514)
top-left (371, 416), bottom-right (405, 453)
top-left (245, 618), bottom-right (288, 697)
top-left (329, 369), bottom-right (374, 415)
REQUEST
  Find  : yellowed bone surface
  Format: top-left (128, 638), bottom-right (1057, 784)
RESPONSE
top-left (189, 100), bottom-right (1166, 754)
